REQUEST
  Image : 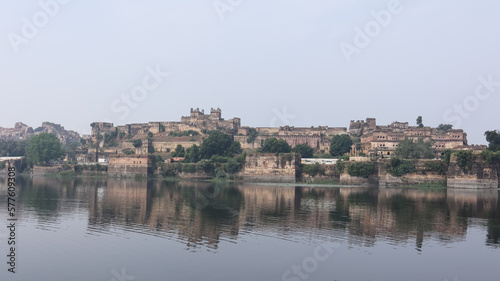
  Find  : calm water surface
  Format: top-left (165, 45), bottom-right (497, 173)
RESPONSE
top-left (0, 176), bottom-right (499, 281)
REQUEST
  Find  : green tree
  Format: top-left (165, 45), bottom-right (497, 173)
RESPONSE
top-left (247, 129), bottom-right (258, 143)
top-left (184, 144), bottom-right (201, 163)
top-left (132, 139), bottom-right (143, 148)
top-left (437, 124), bottom-right (453, 131)
top-left (416, 116), bottom-right (423, 128)
top-left (172, 144), bottom-right (185, 157)
top-left (395, 137), bottom-right (435, 159)
top-left (485, 130), bottom-right (500, 151)
top-left (292, 143), bottom-right (314, 158)
top-left (0, 139), bottom-right (28, 156)
top-left (200, 131), bottom-right (238, 159)
top-left (260, 138), bottom-right (291, 153)
top-left (347, 162), bottom-right (374, 178)
top-left (455, 150), bottom-right (476, 173)
top-left (64, 141), bottom-right (80, 162)
top-left (25, 133), bottom-right (64, 165)
top-left (330, 134), bottom-right (353, 157)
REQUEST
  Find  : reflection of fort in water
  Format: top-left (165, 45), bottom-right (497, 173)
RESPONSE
top-left (83, 179), bottom-right (500, 250)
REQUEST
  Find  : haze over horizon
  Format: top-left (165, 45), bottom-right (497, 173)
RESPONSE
top-left (2, 0), bottom-right (499, 144)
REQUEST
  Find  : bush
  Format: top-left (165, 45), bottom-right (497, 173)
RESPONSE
top-left (132, 139), bottom-right (143, 148)
top-left (424, 161), bottom-right (447, 175)
top-left (123, 148), bottom-right (135, 155)
top-left (214, 167), bottom-right (227, 179)
top-left (200, 160), bottom-right (215, 174)
top-left (292, 143), bottom-right (314, 158)
top-left (62, 163), bottom-right (72, 171)
top-left (336, 161), bottom-right (345, 173)
top-left (247, 129), bottom-right (258, 143)
top-left (303, 163), bottom-right (326, 177)
top-left (455, 150), bottom-right (476, 173)
top-left (224, 158), bottom-right (242, 174)
top-left (347, 162), bottom-right (374, 178)
top-left (182, 164), bottom-right (197, 173)
top-left (443, 149), bottom-right (453, 166)
top-left (388, 157), bottom-right (415, 177)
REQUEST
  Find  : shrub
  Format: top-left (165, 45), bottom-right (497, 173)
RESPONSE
top-left (388, 157), bottom-right (415, 177)
top-left (214, 167), bottom-right (227, 179)
top-left (303, 163), bottom-right (325, 177)
top-left (455, 150), bottom-right (476, 173)
top-left (424, 161), bottom-right (447, 175)
top-left (182, 164), bottom-right (197, 173)
top-left (347, 162), bottom-right (374, 178)
top-left (200, 160), bottom-right (215, 174)
top-left (123, 148), bottom-right (135, 155)
top-left (336, 161), bottom-right (345, 173)
top-left (224, 158), bottom-right (242, 174)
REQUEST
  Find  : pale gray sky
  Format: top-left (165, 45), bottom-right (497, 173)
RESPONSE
top-left (1, 0), bottom-right (499, 144)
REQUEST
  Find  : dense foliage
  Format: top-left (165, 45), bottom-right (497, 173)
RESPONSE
top-left (292, 143), bottom-right (314, 158)
top-left (416, 116), bottom-right (423, 128)
top-left (387, 157), bottom-right (415, 177)
top-left (132, 139), bottom-right (143, 148)
top-left (200, 131), bottom-right (241, 159)
top-left (454, 150), bottom-right (476, 173)
top-left (329, 134), bottom-right (353, 156)
top-left (0, 139), bottom-right (28, 156)
top-left (172, 144), bottom-right (185, 157)
top-left (260, 138), bottom-right (291, 153)
top-left (437, 124), bottom-right (453, 131)
top-left (184, 144), bottom-right (201, 163)
top-left (25, 133), bottom-right (64, 165)
top-left (302, 163), bottom-right (325, 177)
top-left (394, 137), bottom-right (435, 159)
top-left (347, 162), bottom-right (374, 178)
top-left (485, 130), bottom-right (500, 152)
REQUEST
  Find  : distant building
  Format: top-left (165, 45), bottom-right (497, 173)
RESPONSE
top-left (301, 158), bottom-right (338, 165)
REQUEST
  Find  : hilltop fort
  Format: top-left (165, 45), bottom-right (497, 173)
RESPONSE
top-left (87, 108), bottom-right (469, 161)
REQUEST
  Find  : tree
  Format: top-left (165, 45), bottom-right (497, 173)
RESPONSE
top-left (485, 130), bottom-right (500, 152)
top-left (260, 138), bottom-right (291, 153)
top-left (172, 144), bottom-right (185, 157)
top-left (0, 139), bottom-right (28, 156)
top-left (292, 143), bottom-right (314, 158)
top-left (347, 162), bottom-right (374, 178)
top-left (184, 144), bottom-right (200, 163)
top-left (416, 116), bottom-right (423, 128)
top-left (395, 137), bottom-right (435, 159)
top-left (25, 133), bottom-right (64, 165)
top-left (330, 134), bottom-right (353, 157)
top-left (437, 124), bottom-right (453, 131)
top-left (132, 139), bottom-right (143, 148)
top-left (64, 141), bottom-right (80, 162)
top-left (200, 131), bottom-right (237, 159)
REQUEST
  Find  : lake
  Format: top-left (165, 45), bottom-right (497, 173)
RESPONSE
top-left (0, 176), bottom-right (499, 281)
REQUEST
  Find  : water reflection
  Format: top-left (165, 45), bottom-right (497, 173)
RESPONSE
top-left (2, 177), bottom-right (500, 250)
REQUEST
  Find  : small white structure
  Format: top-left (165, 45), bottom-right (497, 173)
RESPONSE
top-left (301, 158), bottom-right (338, 165)
top-left (98, 158), bottom-right (109, 164)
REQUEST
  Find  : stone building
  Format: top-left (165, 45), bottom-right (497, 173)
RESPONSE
top-left (108, 155), bottom-right (154, 176)
top-left (350, 118), bottom-right (468, 156)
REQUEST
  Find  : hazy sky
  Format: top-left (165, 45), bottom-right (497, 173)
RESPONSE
top-left (1, 0), bottom-right (499, 144)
